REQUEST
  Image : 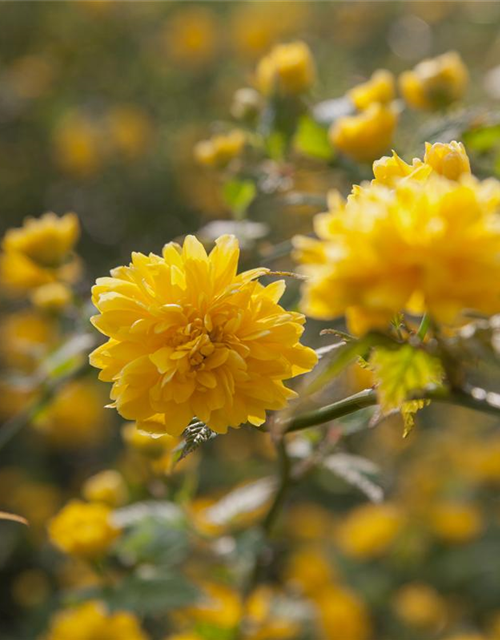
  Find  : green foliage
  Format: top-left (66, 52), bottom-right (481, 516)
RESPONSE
top-left (222, 179), bottom-right (256, 218)
top-left (370, 345), bottom-right (445, 435)
top-left (294, 115), bottom-right (333, 160)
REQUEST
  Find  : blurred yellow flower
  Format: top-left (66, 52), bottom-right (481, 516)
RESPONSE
top-left (90, 234), bottom-right (317, 436)
top-left (107, 105), bottom-right (153, 159)
top-left (0, 212), bottom-right (80, 295)
top-left (392, 582), bottom-right (447, 630)
top-left (82, 470), bottom-right (128, 507)
top-left (245, 585), bottom-right (300, 640)
top-left (33, 380), bottom-right (110, 448)
top-left (53, 112), bottom-right (102, 177)
top-left (31, 282), bottom-right (73, 311)
top-left (373, 141), bottom-right (471, 187)
top-left (164, 8), bottom-right (217, 68)
top-left (121, 422), bottom-right (176, 458)
top-left (314, 585), bottom-right (372, 640)
top-left (335, 503), bottom-right (404, 559)
top-left (255, 41), bottom-right (315, 96)
top-left (329, 102), bottom-right (398, 163)
top-left (285, 547), bottom-right (336, 596)
top-left (428, 502), bottom-right (483, 544)
top-left (7, 54), bottom-right (56, 100)
top-left (176, 582), bottom-right (241, 629)
top-left (0, 309), bottom-right (57, 372)
top-left (399, 51), bottom-right (468, 110)
top-left (194, 130), bottom-right (246, 169)
top-left (348, 69), bottom-right (395, 111)
top-left (43, 601), bottom-right (149, 640)
top-left (12, 569), bottom-right (50, 608)
top-left (48, 500), bottom-right (120, 559)
top-left (294, 167), bottom-right (500, 334)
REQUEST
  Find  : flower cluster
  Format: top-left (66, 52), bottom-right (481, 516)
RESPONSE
top-left (294, 142), bottom-right (500, 333)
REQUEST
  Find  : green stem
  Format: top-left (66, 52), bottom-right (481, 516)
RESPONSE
top-left (281, 388), bottom-right (378, 433)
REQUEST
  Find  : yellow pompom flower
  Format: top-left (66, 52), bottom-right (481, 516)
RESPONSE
top-left (329, 102), bottom-right (398, 164)
top-left (335, 503), bottom-right (404, 559)
top-left (294, 161), bottom-right (500, 334)
top-left (255, 41), bottom-right (315, 96)
top-left (392, 582), bottom-right (447, 630)
top-left (0, 212), bottom-right (80, 295)
top-left (194, 130), bottom-right (246, 169)
top-left (399, 51), bottom-right (468, 110)
top-left (82, 470), bottom-right (128, 507)
top-left (90, 234), bottom-right (317, 436)
top-left (348, 69), bottom-right (396, 111)
top-left (43, 601), bottom-right (149, 640)
top-left (428, 501), bottom-right (483, 544)
top-left (48, 500), bottom-right (121, 559)
top-left (31, 282), bottom-right (73, 311)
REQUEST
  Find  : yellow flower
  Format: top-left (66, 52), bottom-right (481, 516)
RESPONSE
top-left (176, 582), bottom-right (242, 629)
top-left (329, 102), bottom-right (398, 163)
top-left (335, 503), bottom-right (404, 559)
top-left (314, 585), bottom-right (372, 640)
top-left (82, 470), bottom-right (128, 507)
top-left (294, 166), bottom-right (500, 334)
top-left (194, 130), bottom-right (246, 169)
top-left (107, 105), bottom-right (153, 159)
top-left (255, 41), bottom-right (315, 96)
top-left (48, 500), bottom-right (120, 559)
top-left (0, 212), bottom-right (80, 295)
top-left (428, 502), bottom-right (483, 544)
top-left (43, 601), bottom-right (149, 640)
top-left (31, 282), bottom-right (73, 311)
top-left (0, 309), bottom-right (58, 373)
top-left (285, 547), bottom-right (336, 596)
top-left (33, 380), bottom-right (110, 448)
top-left (53, 112), bottom-right (102, 177)
top-left (121, 422), bottom-right (175, 458)
top-left (348, 69), bottom-right (395, 111)
top-left (399, 51), bottom-right (468, 110)
top-left (90, 234), bottom-right (317, 436)
top-left (392, 582), bottom-right (447, 630)
top-left (163, 8), bottom-right (217, 68)
top-left (372, 141), bottom-right (471, 187)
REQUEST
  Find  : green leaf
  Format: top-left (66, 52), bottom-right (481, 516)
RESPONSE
top-left (463, 123), bottom-right (500, 153)
top-left (370, 345), bottom-right (444, 435)
top-left (222, 179), bottom-right (256, 218)
top-left (294, 115), bottom-right (333, 160)
top-left (322, 453), bottom-right (383, 503)
top-left (103, 570), bottom-right (199, 614)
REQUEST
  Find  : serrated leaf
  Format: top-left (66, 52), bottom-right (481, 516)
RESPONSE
top-left (370, 345), bottom-right (444, 435)
top-left (294, 115), bottom-right (333, 160)
top-left (113, 500), bottom-right (184, 528)
top-left (176, 421), bottom-right (217, 461)
top-left (222, 179), bottom-right (256, 218)
top-left (42, 334), bottom-right (95, 379)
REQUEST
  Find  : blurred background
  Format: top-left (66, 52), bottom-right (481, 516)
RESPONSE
top-left (2, 3), bottom-right (500, 640)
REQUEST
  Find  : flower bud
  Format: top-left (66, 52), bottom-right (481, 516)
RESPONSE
top-left (255, 41), bottom-right (315, 96)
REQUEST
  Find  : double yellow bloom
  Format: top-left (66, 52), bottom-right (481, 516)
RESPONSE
top-left (90, 235), bottom-right (317, 436)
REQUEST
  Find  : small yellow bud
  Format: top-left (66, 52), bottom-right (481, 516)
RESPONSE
top-left (393, 582), bottom-right (447, 630)
top-left (399, 51), bottom-right (468, 110)
top-left (82, 470), bottom-right (128, 507)
top-left (31, 282), bottom-right (72, 311)
top-left (428, 502), bottom-right (483, 544)
top-left (255, 41), bottom-right (315, 96)
top-left (329, 102), bottom-right (398, 163)
top-left (372, 150), bottom-right (416, 186)
top-left (348, 69), bottom-right (396, 111)
top-left (194, 130), bottom-right (246, 169)
top-left (423, 140), bottom-right (471, 180)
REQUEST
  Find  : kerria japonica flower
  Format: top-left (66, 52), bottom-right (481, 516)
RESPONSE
top-left (90, 234), bottom-right (317, 436)
top-left (293, 142), bottom-right (500, 335)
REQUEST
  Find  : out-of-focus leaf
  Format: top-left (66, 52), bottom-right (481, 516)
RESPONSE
top-left (42, 334), bottom-right (95, 379)
top-left (222, 179), bottom-right (256, 218)
top-left (198, 219), bottom-right (268, 249)
top-left (370, 345), bottom-right (444, 436)
top-left (312, 96), bottom-right (354, 126)
top-left (114, 516), bottom-right (188, 567)
top-left (294, 115), bottom-right (333, 160)
top-left (113, 500), bottom-right (184, 528)
top-left (176, 421), bottom-right (217, 462)
top-left (103, 569), bottom-right (199, 614)
top-left (463, 123), bottom-right (500, 153)
top-left (203, 477), bottom-right (277, 528)
top-left (322, 453), bottom-right (383, 503)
